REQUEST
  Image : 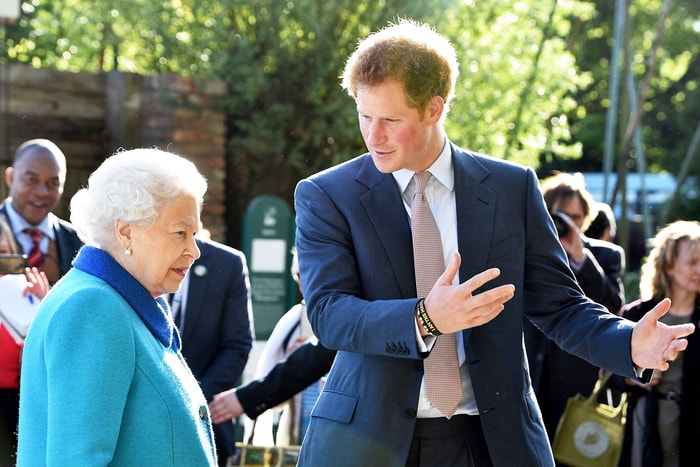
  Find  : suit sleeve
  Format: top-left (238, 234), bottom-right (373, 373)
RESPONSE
top-left (572, 243), bottom-right (625, 314)
top-left (518, 168), bottom-right (637, 376)
top-left (236, 340), bottom-right (336, 419)
top-left (294, 177), bottom-right (423, 359)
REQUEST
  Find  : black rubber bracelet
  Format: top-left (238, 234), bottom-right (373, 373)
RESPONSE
top-left (416, 298), bottom-right (442, 336)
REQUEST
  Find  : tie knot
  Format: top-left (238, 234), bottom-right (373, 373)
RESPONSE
top-left (413, 171), bottom-right (432, 194)
top-left (24, 228), bottom-right (43, 243)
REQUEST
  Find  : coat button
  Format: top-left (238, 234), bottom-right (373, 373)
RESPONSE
top-left (199, 405), bottom-right (207, 420)
top-left (405, 408), bottom-right (417, 418)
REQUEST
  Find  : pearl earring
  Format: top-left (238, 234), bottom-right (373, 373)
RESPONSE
top-left (125, 247), bottom-right (132, 256)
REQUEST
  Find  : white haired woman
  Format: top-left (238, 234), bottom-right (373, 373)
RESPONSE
top-left (17, 148), bottom-right (217, 465)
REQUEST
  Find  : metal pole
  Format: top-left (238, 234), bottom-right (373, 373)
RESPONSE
top-left (602, 0), bottom-right (627, 204)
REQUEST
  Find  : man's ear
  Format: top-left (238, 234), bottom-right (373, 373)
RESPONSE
top-left (426, 95), bottom-right (445, 124)
top-left (5, 166), bottom-right (13, 189)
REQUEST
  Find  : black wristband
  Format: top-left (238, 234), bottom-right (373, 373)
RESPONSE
top-left (416, 298), bottom-right (442, 336)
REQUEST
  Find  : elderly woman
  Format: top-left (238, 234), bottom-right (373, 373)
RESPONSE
top-left (17, 149), bottom-right (217, 465)
top-left (618, 220), bottom-right (700, 467)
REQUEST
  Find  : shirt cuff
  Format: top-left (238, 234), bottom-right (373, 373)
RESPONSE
top-left (414, 319), bottom-right (436, 352)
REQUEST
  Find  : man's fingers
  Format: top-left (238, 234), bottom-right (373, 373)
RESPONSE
top-left (469, 283), bottom-right (515, 307)
top-left (460, 267), bottom-right (503, 294)
top-left (644, 297), bottom-right (671, 322)
top-left (436, 251), bottom-right (461, 286)
top-left (436, 257), bottom-right (506, 296)
top-left (668, 339), bottom-right (689, 359)
top-left (426, 262), bottom-right (515, 332)
top-left (640, 298), bottom-right (695, 338)
top-left (677, 339), bottom-right (689, 352)
top-left (464, 284), bottom-right (515, 318)
top-left (671, 323), bottom-right (695, 340)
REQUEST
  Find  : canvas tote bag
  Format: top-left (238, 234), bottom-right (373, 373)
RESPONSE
top-left (552, 371), bottom-right (627, 467)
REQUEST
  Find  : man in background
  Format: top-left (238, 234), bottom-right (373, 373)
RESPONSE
top-left (1, 139), bottom-right (82, 284)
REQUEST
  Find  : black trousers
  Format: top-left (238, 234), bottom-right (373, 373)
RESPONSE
top-left (406, 415), bottom-right (493, 467)
top-left (0, 388), bottom-right (19, 465)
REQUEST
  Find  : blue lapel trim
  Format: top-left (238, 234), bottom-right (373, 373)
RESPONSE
top-left (72, 246), bottom-right (181, 350)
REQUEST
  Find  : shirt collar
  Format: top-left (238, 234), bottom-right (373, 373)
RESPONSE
top-left (392, 138), bottom-right (454, 194)
top-left (4, 199), bottom-right (56, 240)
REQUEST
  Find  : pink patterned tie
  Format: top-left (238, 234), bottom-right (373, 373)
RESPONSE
top-left (411, 171), bottom-right (462, 418)
top-left (24, 228), bottom-right (44, 268)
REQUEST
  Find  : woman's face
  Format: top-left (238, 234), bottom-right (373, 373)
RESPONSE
top-left (123, 194), bottom-right (201, 297)
top-left (666, 239), bottom-right (700, 297)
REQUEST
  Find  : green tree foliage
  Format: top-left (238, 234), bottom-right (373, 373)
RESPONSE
top-left (3, 0), bottom-right (698, 238)
top-left (551, 0), bottom-right (700, 180)
top-left (4, 0), bottom-right (225, 75)
top-left (213, 0), bottom-right (447, 239)
top-left (441, 0), bottom-right (595, 167)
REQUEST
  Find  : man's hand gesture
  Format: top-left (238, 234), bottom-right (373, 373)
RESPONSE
top-left (631, 298), bottom-right (695, 371)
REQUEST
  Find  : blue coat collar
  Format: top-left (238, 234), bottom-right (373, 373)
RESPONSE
top-left (72, 246), bottom-right (181, 350)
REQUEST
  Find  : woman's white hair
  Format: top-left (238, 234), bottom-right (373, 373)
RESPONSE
top-left (70, 148), bottom-right (207, 248)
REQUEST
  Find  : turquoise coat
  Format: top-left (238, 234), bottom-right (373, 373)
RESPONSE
top-left (17, 247), bottom-right (217, 466)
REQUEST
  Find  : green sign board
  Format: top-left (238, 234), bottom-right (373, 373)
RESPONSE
top-left (242, 195), bottom-right (296, 340)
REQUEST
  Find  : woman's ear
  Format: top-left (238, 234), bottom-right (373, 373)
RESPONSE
top-left (115, 219), bottom-right (132, 250)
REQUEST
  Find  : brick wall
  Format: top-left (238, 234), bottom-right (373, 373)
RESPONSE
top-left (0, 64), bottom-right (228, 242)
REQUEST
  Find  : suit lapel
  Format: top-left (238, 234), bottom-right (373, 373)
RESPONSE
top-left (352, 150), bottom-right (498, 301)
top-left (451, 147), bottom-right (497, 347)
top-left (356, 158), bottom-right (417, 299)
top-left (452, 147), bottom-right (496, 283)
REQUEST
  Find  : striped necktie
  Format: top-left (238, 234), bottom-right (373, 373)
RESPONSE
top-left (23, 228), bottom-right (44, 268)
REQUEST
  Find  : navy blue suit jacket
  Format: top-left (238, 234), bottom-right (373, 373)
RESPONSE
top-left (237, 339), bottom-right (335, 419)
top-left (294, 144), bottom-right (639, 466)
top-left (525, 234), bottom-right (626, 439)
top-left (179, 238), bottom-right (253, 399)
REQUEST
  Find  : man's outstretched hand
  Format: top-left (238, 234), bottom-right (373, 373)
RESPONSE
top-left (631, 298), bottom-right (695, 371)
